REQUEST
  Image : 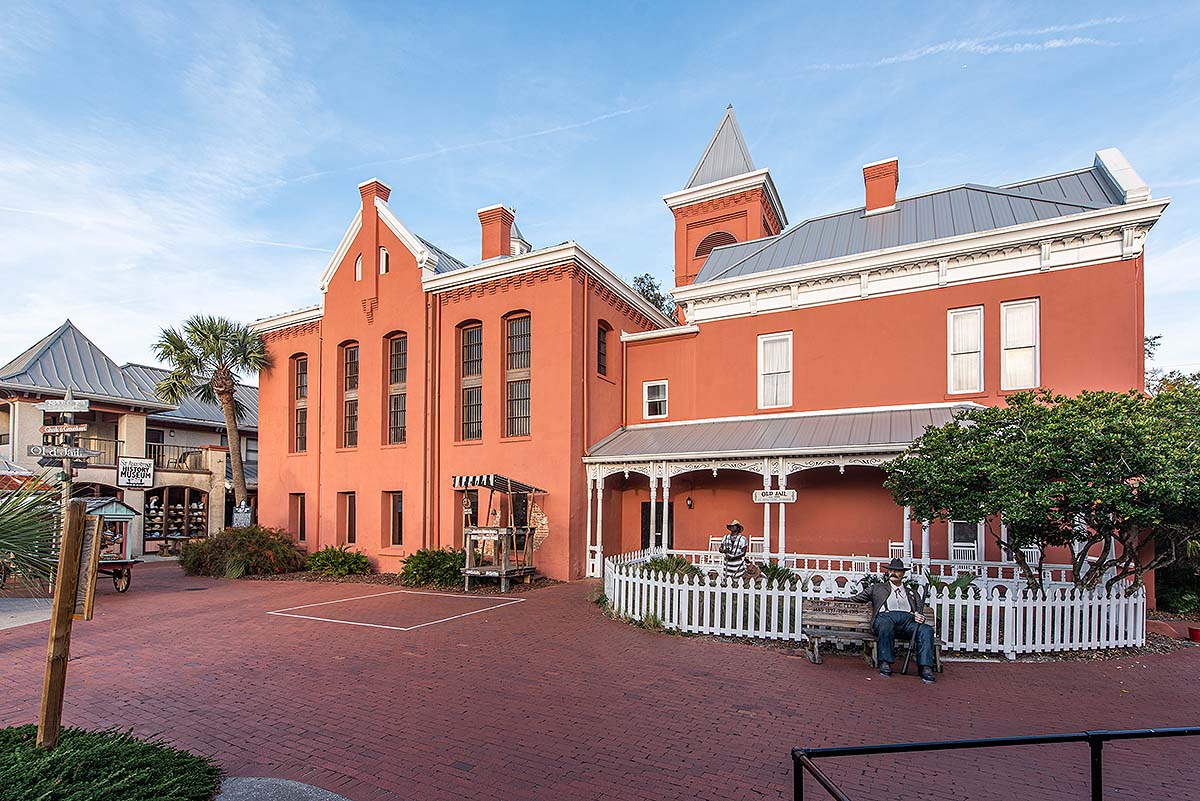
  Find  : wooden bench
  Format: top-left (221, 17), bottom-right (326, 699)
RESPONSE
top-left (801, 598), bottom-right (943, 673)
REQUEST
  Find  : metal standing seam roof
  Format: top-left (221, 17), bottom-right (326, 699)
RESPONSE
top-left (418, 235), bottom-right (471, 274)
top-left (122, 363), bottom-right (259, 431)
top-left (225, 459), bottom-right (258, 488)
top-left (0, 321), bottom-right (172, 409)
top-left (694, 165), bottom-right (1125, 284)
top-left (686, 105), bottom-right (757, 189)
top-left (586, 406), bottom-right (963, 461)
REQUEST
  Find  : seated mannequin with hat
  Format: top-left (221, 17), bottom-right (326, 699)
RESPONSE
top-left (849, 558), bottom-right (937, 684)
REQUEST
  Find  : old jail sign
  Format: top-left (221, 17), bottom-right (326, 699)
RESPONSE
top-left (753, 489), bottom-right (797, 503)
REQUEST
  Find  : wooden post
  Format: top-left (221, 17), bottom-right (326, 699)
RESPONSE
top-left (37, 499), bottom-right (87, 749)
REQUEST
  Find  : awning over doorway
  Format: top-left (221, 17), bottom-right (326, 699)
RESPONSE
top-left (452, 474), bottom-right (545, 494)
top-left (586, 403), bottom-right (972, 462)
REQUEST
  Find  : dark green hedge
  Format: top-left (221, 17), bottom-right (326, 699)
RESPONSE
top-left (0, 725), bottom-right (221, 800)
top-left (179, 525), bottom-right (306, 578)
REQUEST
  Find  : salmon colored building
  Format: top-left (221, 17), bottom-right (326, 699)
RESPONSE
top-left (254, 107), bottom-right (1168, 587)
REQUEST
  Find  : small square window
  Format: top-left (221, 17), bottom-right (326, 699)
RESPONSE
top-left (643, 381), bottom-right (668, 420)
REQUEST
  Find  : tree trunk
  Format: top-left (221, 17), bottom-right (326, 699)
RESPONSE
top-left (217, 385), bottom-right (247, 507)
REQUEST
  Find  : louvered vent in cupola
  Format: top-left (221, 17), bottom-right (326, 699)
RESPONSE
top-left (694, 230), bottom-right (737, 258)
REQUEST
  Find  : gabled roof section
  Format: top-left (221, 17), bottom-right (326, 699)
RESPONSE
top-left (686, 105), bottom-right (757, 189)
top-left (694, 163), bottom-right (1128, 285)
top-left (0, 321), bottom-right (172, 409)
top-left (122, 363), bottom-right (258, 432)
top-left (318, 200), bottom-right (470, 291)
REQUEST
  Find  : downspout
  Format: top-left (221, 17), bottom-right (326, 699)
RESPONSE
top-left (620, 335), bottom-right (628, 429)
top-left (582, 272), bottom-right (590, 455)
top-left (315, 318), bottom-right (324, 550)
top-left (432, 294), bottom-right (441, 548)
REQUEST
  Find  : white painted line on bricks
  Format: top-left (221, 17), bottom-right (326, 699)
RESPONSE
top-left (266, 591), bottom-right (526, 632)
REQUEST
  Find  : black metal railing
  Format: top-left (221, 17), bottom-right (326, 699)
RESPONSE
top-left (41, 435), bottom-right (122, 467)
top-left (146, 442), bottom-right (203, 471)
top-left (792, 727), bottom-right (1200, 801)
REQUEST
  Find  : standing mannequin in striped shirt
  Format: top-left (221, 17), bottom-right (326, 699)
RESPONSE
top-left (718, 520), bottom-right (749, 581)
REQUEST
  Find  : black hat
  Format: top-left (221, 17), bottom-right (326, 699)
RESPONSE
top-left (726, 520), bottom-right (744, 533)
top-left (885, 558), bottom-right (908, 572)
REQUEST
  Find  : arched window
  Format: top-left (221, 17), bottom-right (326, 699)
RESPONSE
top-left (379, 247), bottom-right (390, 275)
top-left (596, 320), bottom-right (611, 376)
top-left (385, 332), bottom-right (407, 444)
top-left (340, 341), bottom-right (359, 447)
top-left (458, 321), bottom-right (483, 440)
top-left (354, 254), bottom-right (363, 281)
top-left (290, 353), bottom-right (308, 453)
top-left (695, 230), bottom-right (737, 258)
top-left (503, 312), bottom-right (531, 437)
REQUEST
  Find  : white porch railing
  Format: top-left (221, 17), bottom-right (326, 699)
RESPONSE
top-left (603, 551), bottom-right (1145, 657)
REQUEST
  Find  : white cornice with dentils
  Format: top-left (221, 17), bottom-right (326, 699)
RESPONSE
top-left (661, 168), bottom-right (789, 228)
top-left (671, 196), bottom-right (1170, 314)
top-left (421, 241), bottom-right (678, 329)
top-left (249, 305), bottom-right (323, 334)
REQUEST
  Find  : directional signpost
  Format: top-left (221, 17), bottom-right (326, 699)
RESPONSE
top-left (33, 389), bottom-right (91, 512)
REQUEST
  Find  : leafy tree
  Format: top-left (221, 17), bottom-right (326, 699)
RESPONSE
top-left (153, 316), bottom-right (270, 505)
top-left (884, 388), bottom-right (1200, 592)
top-left (0, 477), bottom-right (60, 590)
top-left (632, 273), bottom-right (676, 319)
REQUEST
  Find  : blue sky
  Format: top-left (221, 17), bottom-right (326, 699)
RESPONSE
top-left (1, 2), bottom-right (1198, 376)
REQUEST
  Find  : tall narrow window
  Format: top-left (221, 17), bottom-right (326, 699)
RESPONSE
top-left (505, 314), bottom-right (531, 437)
top-left (948, 307), bottom-right (984, 394)
top-left (379, 246), bottom-right (390, 275)
top-left (757, 331), bottom-right (793, 409)
top-left (597, 321), bottom-right (610, 376)
top-left (289, 493), bottom-right (306, 542)
top-left (1001, 299), bottom-right (1039, 390)
top-left (460, 323), bottom-right (483, 440)
top-left (643, 380), bottom-right (668, 420)
top-left (339, 492), bottom-right (356, 545)
top-left (342, 343), bottom-right (359, 448)
top-left (354, 254), bottom-right (362, 281)
top-left (386, 334), bottom-right (407, 444)
top-left (292, 355), bottom-right (308, 453)
top-left (295, 357), bottom-right (308, 400)
top-left (388, 491), bottom-right (403, 546)
top-left (295, 408), bottom-right (307, 452)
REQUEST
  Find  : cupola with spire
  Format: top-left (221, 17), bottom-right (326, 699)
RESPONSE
top-left (662, 105), bottom-right (788, 291)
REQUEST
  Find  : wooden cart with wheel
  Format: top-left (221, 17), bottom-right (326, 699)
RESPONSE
top-left (454, 473), bottom-right (545, 593)
top-left (83, 497), bottom-right (143, 594)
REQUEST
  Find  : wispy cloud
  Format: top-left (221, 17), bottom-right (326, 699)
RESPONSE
top-left (805, 16), bottom-right (1127, 71)
top-left (250, 105), bottom-right (651, 190)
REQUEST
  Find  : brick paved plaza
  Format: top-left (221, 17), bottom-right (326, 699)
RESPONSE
top-left (1, 562), bottom-right (1196, 800)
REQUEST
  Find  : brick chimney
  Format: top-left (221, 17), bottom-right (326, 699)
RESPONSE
top-left (863, 158), bottom-right (899, 213)
top-left (478, 204), bottom-right (515, 261)
top-left (359, 178), bottom-right (391, 206)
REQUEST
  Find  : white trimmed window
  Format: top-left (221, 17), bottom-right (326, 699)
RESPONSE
top-left (947, 307), bottom-right (983, 394)
top-left (354, 254), bottom-right (363, 281)
top-left (643, 380), bottom-right (668, 420)
top-left (949, 520), bottom-right (983, 562)
top-left (379, 246), bottom-right (390, 275)
top-left (1001, 299), bottom-right (1039, 390)
top-left (757, 332), bottom-right (792, 409)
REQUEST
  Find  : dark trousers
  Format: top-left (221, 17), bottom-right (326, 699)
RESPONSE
top-left (874, 610), bottom-right (935, 667)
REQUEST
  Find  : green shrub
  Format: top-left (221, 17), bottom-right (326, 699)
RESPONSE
top-left (643, 555), bottom-right (702, 577)
top-left (399, 547), bottom-right (466, 587)
top-left (179, 525), bottom-right (306, 578)
top-left (757, 561), bottom-right (798, 587)
top-left (0, 725), bottom-right (221, 801)
top-left (307, 545), bottom-right (373, 577)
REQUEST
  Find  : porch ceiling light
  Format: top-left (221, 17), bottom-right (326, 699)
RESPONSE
top-left (686, 496), bottom-right (694, 509)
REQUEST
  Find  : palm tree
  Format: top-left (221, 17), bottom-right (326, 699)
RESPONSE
top-left (153, 315), bottom-right (271, 507)
top-left (0, 476), bottom-right (60, 590)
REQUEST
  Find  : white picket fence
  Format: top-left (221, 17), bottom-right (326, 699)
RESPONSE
top-left (603, 552), bottom-right (1146, 657)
